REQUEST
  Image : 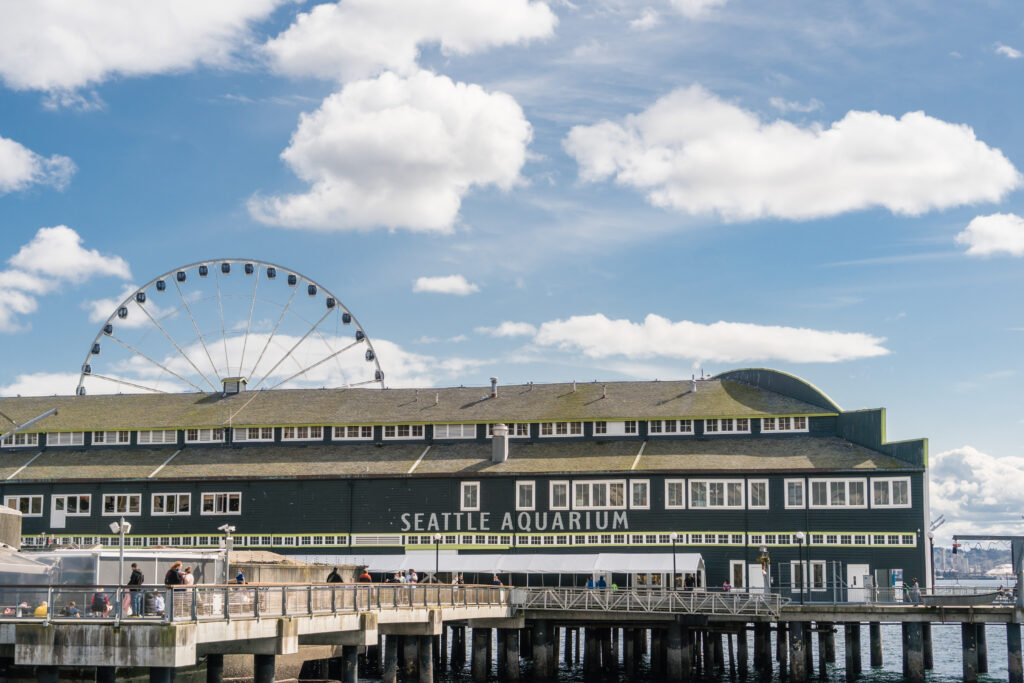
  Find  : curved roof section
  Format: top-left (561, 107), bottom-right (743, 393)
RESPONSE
top-left (712, 368), bottom-right (841, 413)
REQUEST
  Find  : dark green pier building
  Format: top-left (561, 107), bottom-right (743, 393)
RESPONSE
top-left (0, 368), bottom-right (928, 598)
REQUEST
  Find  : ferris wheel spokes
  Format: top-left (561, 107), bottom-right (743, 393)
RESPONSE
top-left (173, 277), bottom-right (222, 382)
top-left (248, 306), bottom-right (335, 391)
top-left (131, 297), bottom-right (219, 392)
top-left (237, 263), bottom-right (261, 378)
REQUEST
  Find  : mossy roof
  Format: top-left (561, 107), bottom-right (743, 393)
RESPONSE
top-left (4, 436), bottom-right (914, 482)
top-left (0, 379), bottom-right (834, 432)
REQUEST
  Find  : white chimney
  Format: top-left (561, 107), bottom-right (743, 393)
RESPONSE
top-left (490, 377), bottom-right (498, 399)
top-left (491, 423), bottom-right (509, 463)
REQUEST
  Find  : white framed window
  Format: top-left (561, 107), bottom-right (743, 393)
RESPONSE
top-left (624, 421), bottom-right (637, 434)
top-left (703, 419), bottom-right (750, 434)
top-left (761, 416), bottom-right (809, 433)
top-left (92, 431), bottom-right (130, 445)
top-left (48, 432), bottom-right (84, 447)
top-left (748, 480), bottom-right (769, 509)
top-left (593, 421), bottom-right (607, 435)
top-left (282, 426), bottom-right (323, 441)
top-left (809, 478), bottom-right (867, 509)
top-left (333, 425), bottom-right (373, 440)
top-left (434, 424), bottom-right (477, 439)
top-left (516, 481), bottom-right (535, 511)
top-left (383, 424), bottom-right (425, 439)
top-left (811, 560), bottom-right (826, 591)
top-left (152, 493), bottom-right (191, 516)
top-left (488, 423), bottom-right (529, 437)
top-left (539, 422), bottom-right (583, 437)
top-left (689, 480), bottom-right (744, 509)
top-left (785, 479), bottom-right (806, 509)
top-left (2, 432), bottom-right (38, 447)
top-left (630, 480), bottom-right (650, 509)
top-left (185, 428), bottom-right (224, 444)
top-left (201, 492), bottom-right (241, 515)
top-left (460, 482), bottom-right (480, 511)
top-left (233, 427), bottom-right (274, 442)
top-left (572, 480), bottom-right (626, 510)
top-left (5, 495), bottom-right (43, 516)
top-left (871, 477), bottom-right (911, 508)
top-left (55, 494), bottom-right (91, 516)
top-left (549, 481), bottom-right (569, 510)
top-left (665, 479), bottom-right (686, 509)
top-left (137, 430), bottom-right (177, 445)
top-left (593, 421), bottom-right (634, 436)
top-left (647, 419), bottom-right (694, 434)
top-left (102, 494), bottom-right (141, 516)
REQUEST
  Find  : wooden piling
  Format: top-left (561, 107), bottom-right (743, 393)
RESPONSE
top-left (904, 622), bottom-right (924, 683)
top-left (1008, 622), bottom-right (1023, 683)
top-left (623, 627), bottom-right (635, 674)
top-left (727, 631), bottom-right (736, 677)
top-left (977, 623), bottom-right (988, 673)
top-left (504, 628), bottom-right (521, 680)
top-left (649, 628), bottom-right (662, 677)
top-left (962, 621), bottom-right (979, 683)
top-left (383, 634), bottom-right (398, 683)
top-left (472, 628), bottom-right (490, 682)
top-left (922, 621), bottom-right (933, 670)
top-left (404, 634), bottom-right (419, 679)
top-left (533, 619), bottom-right (550, 678)
top-left (601, 627), bottom-right (615, 673)
top-left (843, 622), bottom-right (861, 682)
top-left (418, 636), bottom-right (434, 683)
top-left (585, 628), bottom-right (601, 676)
top-left (737, 624), bottom-right (748, 677)
top-left (789, 621), bottom-right (808, 683)
top-left (817, 623), bottom-right (828, 677)
top-left (869, 622), bottom-right (882, 667)
top-left (666, 620), bottom-right (684, 680)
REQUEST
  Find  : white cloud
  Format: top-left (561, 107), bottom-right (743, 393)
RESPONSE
top-left (564, 85), bottom-right (1022, 222)
top-left (476, 321), bottom-right (539, 337)
top-left (532, 313), bottom-right (889, 363)
top-left (0, 290), bottom-right (39, 334)
top-left (629, 8), bottom-right (661, 30)
top-left (0, 134), bottom-right (75, 194)
top-left (249, 70), bottom-right (532, 232)
top-left (768, 96), bottom-right (823, 114)
top-left (9, 226), bottom-right (130, 282)
top-left (264, 0), bottom-right (557, 82)
top-left (82, 283), bottom-right (178, 329)
top-left (668, 0), bottom-right (727, 18)
top-left (996, 44), bottom-right (1022, 59)
top-left (956, 213), bottom-right (1024, 257)
top-left (412, 275), bottom-right (481, 296)
top-left (0, 1), bottom-right (284, 94)
top-left (0, 372), bottom-right (82, 397)
top-left (931, 446), bottom-right (1024, 541)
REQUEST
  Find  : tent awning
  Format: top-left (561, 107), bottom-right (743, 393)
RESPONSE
top-left (312, 552), bottom-right (703, 575)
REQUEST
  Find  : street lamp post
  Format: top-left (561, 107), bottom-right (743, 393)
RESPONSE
top-left (795, 531), bottom-right (806, 604)
top-left (218, 524), bottom-right (236, 584)
top-left (670, 532), bottom-right (678, 589)
top-left (928, 531), bottom-right (935, 590)
top-left (108, 517), bottom-right (132, 587)
top-left (434, 532), bottom-right (442, 583)
top-left (757, 544), bottom-right (771, 594)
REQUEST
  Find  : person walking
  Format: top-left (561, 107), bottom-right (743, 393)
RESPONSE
top-left (326, 566), bottom-right (343, 583)
top-left (127, 562), bottom-right (145, 617)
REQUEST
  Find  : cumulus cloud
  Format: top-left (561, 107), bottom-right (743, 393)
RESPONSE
top-left (476, 321), bottom-right (538, 337)
top-left (669, 0), bottom-right (728, 18)
top-left (629, 8), bottom-right (661, 30)
top-left (264, 0), bottom-right (556, 82)
top-left (768, 96), bottom-right (823, 114)
top-left (532, 313), bottom-right (889, 363)
top-left (412, 275), bottom-right (480, 296)
top-left (996, 44), bottom-right (1022, 59)
top-left (0, 372), bottom-right (82, 397)
top-left (249, 70), bottom-right (532, 232)
top-left (0, 226), bottom-right (130, 333)
top-left (564, 85), bottom-right (1022, 222)
top-left (956, 213), bottom-right (1024, 257)
top-left (931, 446), bottom-right (1024, 541)
top-left (0, 134), bottom-right (75, 194)
top-left (0, 0), bottom-right (284, 95)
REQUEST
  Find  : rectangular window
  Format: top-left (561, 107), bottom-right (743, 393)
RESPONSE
top-left (102, 494), bottom-right (141, 516)
top-left (871, 477), bottom-right (912, 508)
top-left (761, 416), bottom-right (810, 433)
top-left (200, 492), bottom-right (241, 515)
top-left (538, 422), bottom-right (583, 438)
top-left (647, 419), bottom-right (694, 434)
top-left (785, 479), bottom-right (805, 509)
top-left (593, 421), bottom-right (607, 435)
top-left (666, 481), bottom-right (686, 509)
top-left (55, 494), bottom-right (91, 516)
top-left (434, 424), bottom-right (477, 439)
top-left (5, 495), bottom-right (43, 516)
top-left (92, 431), bottom-right (131, 445)
top-left (689, 480), bottom-right (744, 509)
top-left (748, 480), bottom-right (769, 509)
top-left (808, 478), bottom-right (868, 509)
top-left (704, 419), bottom-right (751, 434)
top-left (460, 482), bottom-right (480, 511)
top-left (630, 480), bottom-right (650, 509)
top-left (572, 480), bottom-right (627, 510)
top-left (811, 560), bottom-right (826, 590)
top-left (233, 427), bottom-right (274, 442)
top-left (152, 493), bottom-right (191, 516)
top-left (282, 426), bottom-right (323, 441)
top-left (334, 425), bottom-right (373, 439)
top-left (488, 423), bottom-right (529, 437)
top-left (48, 432), bottom-right (84, 446)
top-left (185, 428), bottom-right (224, 443)
top-left (624, 421), bottom-right (637, 434)
top-left (550, 481), bottom-right (569, 510)
top-left (382, 424), bottom-right (424, 440)
top-left (137, 430), bottom-right (177, 445)
top-left (2, 432), bottom-right (39, 447)
top-left (516, 481), bottom-right (535, 511)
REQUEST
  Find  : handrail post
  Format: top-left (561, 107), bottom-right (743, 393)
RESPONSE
top-left (45, 586), bottom-right (53, 625)
top-left (191, 586), bottom-right (198, 621)
top-left (307, 585), bottom-right (313, 616)
top-left (282, 586), bottom-right (288, 616)
top-left (255, 587), bottom-right (261, 620)
top-left (167, 587), bottom-right (174, 623)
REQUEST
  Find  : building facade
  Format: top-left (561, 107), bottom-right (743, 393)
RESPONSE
top-left (0, 368), bottom-right (928, 596)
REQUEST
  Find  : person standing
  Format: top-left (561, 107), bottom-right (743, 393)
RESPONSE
top-left (164, 561), bottom-right (183, 586)
top-left (406, 568), bottom-right (418, 584)
top-left (236, 569), bottom-right (246, 585)
top-left (127, 562), bottom-right (145, 617)
top-left (326, 566), bottom-right (343, 583)
top-left (357, 569), bottom-right (372, 583)
top-left (182, 566), bottom-right (195, 586)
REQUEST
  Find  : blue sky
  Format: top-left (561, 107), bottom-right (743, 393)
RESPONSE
top-left (0, 1), bottom-right (1022, 539)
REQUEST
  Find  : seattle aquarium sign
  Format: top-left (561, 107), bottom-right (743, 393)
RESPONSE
top-left (400, 510), bottom-right (630, 533)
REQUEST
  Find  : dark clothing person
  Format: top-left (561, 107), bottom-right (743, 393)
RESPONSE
top-left (164, 568), bottom-right (182, 586)
top-left (128, 565), bottom-right (145, 616)
top-left (597, 577), bottom-right (607, 589)
top-left (129, 567), bottom-right (145, 587)
top-left (236, 571), bottom-right (246, 584)
top-left (326, 568), bottom-right (343, 583)
top-left (90, 592), bottom-right (110, 615)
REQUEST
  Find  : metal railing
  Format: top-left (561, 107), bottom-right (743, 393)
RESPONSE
top-left (0, 583), bottom-right (509, 625)
top-left (513, 587), bottom-right (787, 618)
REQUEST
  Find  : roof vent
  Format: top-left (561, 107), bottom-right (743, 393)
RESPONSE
top-left (602, 384), bottom-right (607, 399)
top-left (435, 392), bottom-right (439, 406)
top-left (222, 377), bottom-right (247, 395)
top-left (572, 380), bottom-right (576, 393)
top-left (691, 375), bottom-right (697, 393)
top-left (491, 423), bottom-right (509, 463)
top-left (490, 377), bottom-right (498, 399)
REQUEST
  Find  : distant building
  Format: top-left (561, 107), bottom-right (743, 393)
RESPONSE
top-left (0, 368), bottom-right (928, 595)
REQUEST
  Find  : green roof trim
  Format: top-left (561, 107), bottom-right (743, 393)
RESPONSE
top-left (713, 368), bottom-right (842, 412)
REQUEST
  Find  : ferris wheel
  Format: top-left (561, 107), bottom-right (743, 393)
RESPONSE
top-left (76, 259), bottom-right (384, 396)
